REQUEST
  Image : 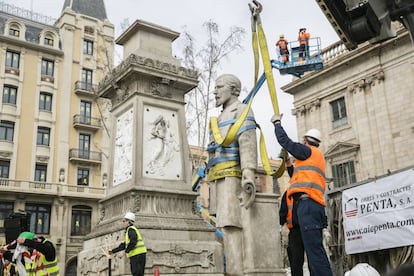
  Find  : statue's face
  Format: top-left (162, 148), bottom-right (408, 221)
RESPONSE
top-left (214, 77), bottom-right (232, 108)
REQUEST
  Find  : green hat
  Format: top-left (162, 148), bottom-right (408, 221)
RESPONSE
top-left (18, 231), bottom-right (35, 240)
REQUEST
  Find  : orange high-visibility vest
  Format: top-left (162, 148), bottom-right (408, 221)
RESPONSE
top-left (286, 146), bottom-right (326, 228)
top-left (298, 32), bottom-right (310, 46)
top-left (276, 39), bottom-right (289, 53)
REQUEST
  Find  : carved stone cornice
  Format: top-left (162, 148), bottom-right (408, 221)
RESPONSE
top-left (292, 98), bottom-right (321, 116)
top-left (98, 54), bottom-right (198, 92)
top-left (348, 70), bottom-right (385, 93)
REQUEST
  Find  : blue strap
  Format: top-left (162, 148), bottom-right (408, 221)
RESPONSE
top-left (218, 116), bottom-right (256, 127)
top-left (207, 156), bottom-right (240, 168)
top-left (237, 124), bottom-right (256, 136)
top-left (207, 141), bottom-right (239, 152)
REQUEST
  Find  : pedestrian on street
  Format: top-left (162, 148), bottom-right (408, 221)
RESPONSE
top-left (271, 113), bottom-right (333, 276)
top-left (16, 231), bottom-right (60, 275)
top-left (109, 212), bottom-right (147, 276)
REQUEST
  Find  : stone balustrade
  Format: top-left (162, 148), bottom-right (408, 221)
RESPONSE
top-left (0, 178), bottom-right (105, 198)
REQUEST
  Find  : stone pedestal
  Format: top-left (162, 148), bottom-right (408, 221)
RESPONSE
top-left (242, 193), bottom-right (286, 276)
top-left (77, 20), bottom-right (224, 275)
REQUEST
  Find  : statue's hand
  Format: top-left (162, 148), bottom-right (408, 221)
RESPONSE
top-left (239, 168), bottom-right (256, 209)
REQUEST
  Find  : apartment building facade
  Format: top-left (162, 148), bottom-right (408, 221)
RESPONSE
top-left (0, 1), bottom-right (114, 274)
top-left (282, 26), bottom-right (414, 274)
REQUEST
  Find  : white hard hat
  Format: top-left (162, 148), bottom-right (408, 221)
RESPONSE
top-left (123, 212), bottom-right (135, 222)
top-left (345, 263), bottom-right (380, 276)
top-left (305, 128), bottom-right (322, 143)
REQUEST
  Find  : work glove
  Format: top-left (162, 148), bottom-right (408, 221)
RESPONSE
top-left (271, 113), bottom-right (283, 124)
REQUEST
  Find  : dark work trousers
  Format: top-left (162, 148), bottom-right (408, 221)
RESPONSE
top-left (130, 253), bottom-right (146, 276)
top-left (296, 198), bottom-right (333, 276)
top-left (287, 227), bottom-right (305, 276)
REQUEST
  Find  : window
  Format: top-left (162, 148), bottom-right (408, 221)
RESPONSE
top-left (81, 68), bottom-right (93, 90)
top-left (2, 86), bottom-right (17, 104)
top-left (80, 101), bottom-right (92, 124)
top-left (0, 160), bottom-right (10, 178)
top-left (71, 205), bottom-right (92, 236)
top-left (331, 97), bottom-right (347, 128)
top-left (44, 34), bottom-right (54, 46)
top-left (9, 24), bottom-right (20, 37)
top-left (34, 164), bottom-right (47, 182)
top-left (5, 50), bottom-right (20, 69)
top-left (26, 204), bottom-right (50, 235)
top-left (37, 127), bottom-right (50, 146)
top-left (79, 134), bottom-right (90, 159)
top-left (331, 161), bottom-right (356, 187)
top-left (77, 168), bottom-right (89, 186)
top-left (41, 59), bottom-right (54, 76)
top-left (84, 26), bottom-right (94, 35)
top-left (39, 92), bottom-right (52, 111)
top-left (83, 40), bottom-right (94, 55)
top-left (0, 121), bottom-right (14, 141)
top-left (0, 202), bottom-right (13, 234)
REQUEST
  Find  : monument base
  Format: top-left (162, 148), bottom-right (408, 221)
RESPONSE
top-left (242, 193), bottom-right (285, 275)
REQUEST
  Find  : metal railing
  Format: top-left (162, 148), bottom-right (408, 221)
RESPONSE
top-left (0, 1), bottom-right (56, 26)
top-left (73, 115), bottom-right (102, 128)
top-left (69, 149), bottom-right (102, 162)
top-left (74, 81), bottom-right (97, 93)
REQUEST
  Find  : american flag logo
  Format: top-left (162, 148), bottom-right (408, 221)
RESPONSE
top-left (345, 197), bottom-right (358, 217)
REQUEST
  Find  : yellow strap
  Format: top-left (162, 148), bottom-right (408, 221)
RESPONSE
top-left (208, 167), bottom-right (242, 181)
top-left (257, 22), bottom-right (279, 115)
top-left (210, 94), bottom-right (255, 147)
top-left (252, 32), bottom-right (259, 86)
top-left (249, 7), bottom-right (285, 177)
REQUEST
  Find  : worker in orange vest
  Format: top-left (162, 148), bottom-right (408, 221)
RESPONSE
top-left (271, 113), bottom-right (333, 276)
top-left (298, 28), bottom-right (310, 61)
top-left (276, 34), bottom-right (289, 64)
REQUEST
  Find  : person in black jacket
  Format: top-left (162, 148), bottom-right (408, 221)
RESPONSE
top-left (279, 156), bottom-right (307, 276)
top-left (16, 231), bottom-right (60, 275)
top-left (109, 212), bottom-right (147, 276)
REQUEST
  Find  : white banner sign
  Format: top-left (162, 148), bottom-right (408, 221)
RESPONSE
top-left (342, 169), bottom-right (414, 254)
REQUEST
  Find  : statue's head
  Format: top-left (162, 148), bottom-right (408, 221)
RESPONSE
top-left (214, 74), bottom-right (241, 108)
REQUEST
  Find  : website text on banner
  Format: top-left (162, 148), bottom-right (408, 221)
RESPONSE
top-left (342, 169), bottom-right (414, 254)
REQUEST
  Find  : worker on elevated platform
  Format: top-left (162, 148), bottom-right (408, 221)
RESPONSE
top-left (298, 28), bottom-right (310, 61)
top-left (276, 34), bottom-right (289, 64)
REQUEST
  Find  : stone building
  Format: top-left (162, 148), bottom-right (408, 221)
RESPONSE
top-left (0, 1), bottom-right (114, 274)
top-left (281, 25), bottom-right (414, 275)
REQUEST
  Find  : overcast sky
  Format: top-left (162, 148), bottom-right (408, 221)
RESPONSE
top-left (8, 0), bottom-right (340, 158)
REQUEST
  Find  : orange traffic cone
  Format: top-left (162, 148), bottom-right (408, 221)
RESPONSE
top-left (154, 266), bottom-right (160, 276)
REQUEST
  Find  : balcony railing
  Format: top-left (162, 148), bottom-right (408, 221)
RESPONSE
top-left (73, 115), bottom-right (101, 131)
top-left (0, 2), bottom-right (56, 26)
top-left (69, 149), bottom-right (102, 164)
top-left (0, 178), bottom-right (105, 199)
top-left (74, 81), bottom-right (97, 97)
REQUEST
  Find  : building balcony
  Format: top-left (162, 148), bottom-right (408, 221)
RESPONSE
top-left (41, 74), bottom-right (54, 83)
top-left (0, 178), bottom-right (105, 199)
top-left (69, 149), bottom-right (102, 165)
top-left (0, 178), bottom-right (58, 195)
top-left (5, 67), bottom-right (20, 76)
top-left (74, 81), bottom-right (97, 97)
top-left (73, 115), bottom-right (101, 131)
top-left (0, 140), bottom-right (14, 158)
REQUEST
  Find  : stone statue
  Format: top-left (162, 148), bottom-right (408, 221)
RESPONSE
top-left (207, 74), bottom-right (257, 275)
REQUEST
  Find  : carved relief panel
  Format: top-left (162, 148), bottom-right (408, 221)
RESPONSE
top-left (113, 108), bottom-right (133, 186)
top-left (142, 105), bottom-right (182, 180)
